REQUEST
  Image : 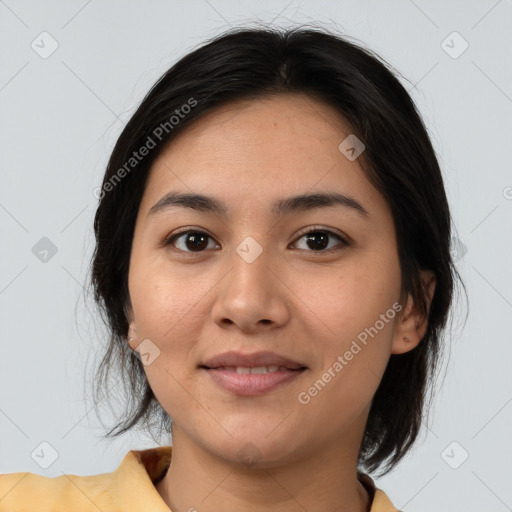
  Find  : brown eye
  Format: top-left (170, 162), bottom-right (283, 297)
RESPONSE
top-left (164, 227), bottom-right (348, 255)
top-left (165, 230), bottom-right (219, 253)
top-left (292, 229), bottom-right (348, 253)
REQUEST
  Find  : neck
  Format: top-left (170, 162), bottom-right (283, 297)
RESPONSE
top-left (156, 426), bottom-right (371, 512)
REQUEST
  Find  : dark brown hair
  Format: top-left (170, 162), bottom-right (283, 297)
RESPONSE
top-left (87, 24), bottom-right (466, 476)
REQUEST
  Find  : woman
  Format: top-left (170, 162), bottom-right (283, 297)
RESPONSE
top-left (0, 25), bottom-right (462, 512)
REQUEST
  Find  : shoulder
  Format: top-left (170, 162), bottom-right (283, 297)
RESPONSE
top-left (372, 488), bottom-right (405, 512)
top-left (0, 449), bottom-right (171, 511)
top-left (0, 469), bottom-right (115, 511)
top-left (358, 471), bottom-right (403, 512)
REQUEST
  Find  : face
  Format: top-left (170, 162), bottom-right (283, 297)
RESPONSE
top-left (126, 93), bottom-right (423, 467)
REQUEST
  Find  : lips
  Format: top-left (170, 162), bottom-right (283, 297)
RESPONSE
top-left (203, 366), bottom-right (306, 396)
top-left (200, 350), bottom-right (307, 370)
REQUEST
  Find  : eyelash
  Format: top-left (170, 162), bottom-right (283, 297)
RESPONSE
top-left (163, 226), bottom-right (349, 255)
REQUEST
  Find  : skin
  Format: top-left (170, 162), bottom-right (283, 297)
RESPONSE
top-left (126, 93), bottom-right (436, 512)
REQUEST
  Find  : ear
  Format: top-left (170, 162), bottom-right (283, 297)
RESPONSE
top-left (127, 323), bottom-right (138, 351)
top-left (392, 269), bottom-right (436, 355)
top-left (124, 301), bottom-right (137, 350)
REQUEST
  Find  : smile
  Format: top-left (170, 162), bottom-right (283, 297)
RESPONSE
top-left (201, 367), bottom-right (307, 396)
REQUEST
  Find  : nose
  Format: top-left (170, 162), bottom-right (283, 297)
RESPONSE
top-left (210, 241), bottom-right (290, 334)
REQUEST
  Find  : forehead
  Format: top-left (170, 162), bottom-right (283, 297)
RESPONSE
top-left (139, 94), bottom-right (388, 220)
top-left (158, 93), bottom-right (352, 162)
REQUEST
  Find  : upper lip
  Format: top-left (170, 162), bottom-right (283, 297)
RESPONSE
top-left (200, 351), bottom-right (307, 370)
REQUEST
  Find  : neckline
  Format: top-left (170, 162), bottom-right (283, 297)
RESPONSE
top-left (135, 446), bottom-right (376, 510)
top-left (357, 471), bottom-right (376, 511)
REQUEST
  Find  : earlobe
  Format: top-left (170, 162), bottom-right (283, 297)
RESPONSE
top-left (127, 319), bottom-right (137, 350)
top-left (392, 270), bottom-right (436, 355)
top-left (124, 301), bottom-right (138, 349)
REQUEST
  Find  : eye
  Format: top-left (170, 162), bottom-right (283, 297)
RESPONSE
top-left (164, 229), bottom-right (220, 253)
top-left (291, 227), bottom-right (349, 254)
top-left (163, 226), bottom-right (349, 254)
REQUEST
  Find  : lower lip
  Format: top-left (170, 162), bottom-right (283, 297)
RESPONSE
top-left (202, 368), bottom-right (306, 396)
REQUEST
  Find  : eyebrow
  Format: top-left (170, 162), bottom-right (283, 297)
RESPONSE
top-left (147, 191), bottom-right (370, 220)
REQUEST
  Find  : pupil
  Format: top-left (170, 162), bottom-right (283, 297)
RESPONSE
top-left (186, 232), bottom-right (208, 251)
top-left (306, 232), bottom-right (328, 250)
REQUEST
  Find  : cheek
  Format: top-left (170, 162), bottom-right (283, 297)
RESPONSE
top-left (128, 268), bottom-right (204, 414)
top-left (128, 257), bottom-right (206, 338)
top-left (295, 257), bottom-right (400, 396)
top-left (294, 255), bottom-right (400, 337)
top-left (296, 289), bottom-right (398, 429)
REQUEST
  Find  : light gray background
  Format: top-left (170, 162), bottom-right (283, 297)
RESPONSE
top-left (1, 1), bottom-right (511, 511)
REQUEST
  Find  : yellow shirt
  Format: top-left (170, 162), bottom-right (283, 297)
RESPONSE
top-left (0, 445), bottom-right (400, 511)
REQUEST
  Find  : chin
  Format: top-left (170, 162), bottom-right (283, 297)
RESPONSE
top-left (206, 432), bottom-right (305, 469)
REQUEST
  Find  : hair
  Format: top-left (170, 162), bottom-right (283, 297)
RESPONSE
top-left (87, 24), bottom-right (466, 476)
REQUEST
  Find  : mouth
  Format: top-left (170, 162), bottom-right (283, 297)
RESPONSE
top-left (200, 350), bottom-right (307, 371)
top-left (199, 365), bottom-right (306, 373)
top-left (199, 366), bottom-right (307, 396)
top-left (199, 351), bottom-right (308, 396)
top-left (200, 367), bottom-right (307, 396)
